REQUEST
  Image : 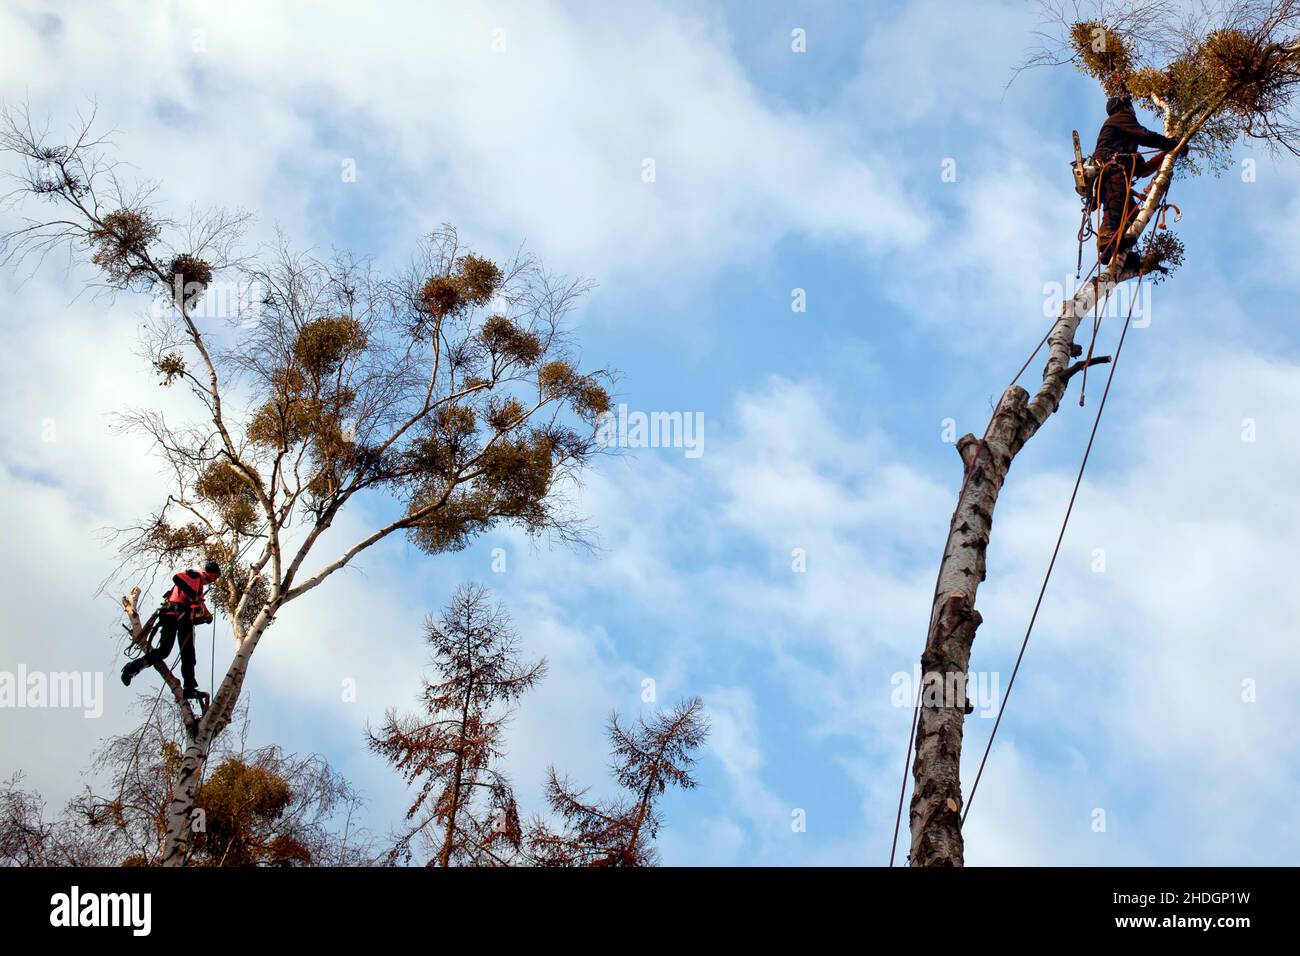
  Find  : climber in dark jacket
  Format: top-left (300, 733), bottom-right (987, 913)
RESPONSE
top-left (1092, 94), bottom-right (1178, 267)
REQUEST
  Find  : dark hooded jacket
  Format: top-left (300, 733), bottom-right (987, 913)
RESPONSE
top-left (1093, 95), bottom-right (1177, 162)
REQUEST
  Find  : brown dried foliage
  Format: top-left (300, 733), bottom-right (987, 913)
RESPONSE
top-left (0, 698), bottom-right (374, 866)
top-left (416, 253), bottom-right (504, 328)
top-left (369, 584), bottom-right (544, 866)
top-left (88, 209), bottom-right (160, 286)
top-left (166, 252), bottom-right (213, 305)
top-left (528, 697), bottom-right (709, 867)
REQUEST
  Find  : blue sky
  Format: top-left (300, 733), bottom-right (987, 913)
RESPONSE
top-left (2, 0), bottom-right (1299, 865)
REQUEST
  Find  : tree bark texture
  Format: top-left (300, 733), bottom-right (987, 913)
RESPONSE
top-left (905, 142), bottom-right (1181, 865)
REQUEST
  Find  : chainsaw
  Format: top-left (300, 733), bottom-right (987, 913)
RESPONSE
top-left (1070, 130), bottom-right (1100, 201)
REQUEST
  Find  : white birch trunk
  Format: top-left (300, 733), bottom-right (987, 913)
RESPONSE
top-left (904, 139), bottom-right (1185, 864)
top-left (153, 605), bottom-right (273, 866)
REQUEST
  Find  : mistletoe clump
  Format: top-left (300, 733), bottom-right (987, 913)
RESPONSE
top-left (145, 518), bottom-right (211, 559)
top-left (1070, 20), bottom-right (1134, 91)
top-left (88, 209), bottom-right (160, 286)
top-left (1201, 28), bottom-right (1290, 116)
top-left (292, 314), bottom-right (366, 377)
top-left (1126, 65), bottom-right (1171, 101)
top-left (196, 460), bottom-right (260, 535)
top-left (538, 359), bottom-right (611, 423)
top-left (153, 351), bottom-right (186, 386)
top-left (478, 313), bottom-right (543, 367)
top-left (1139, 229), bottom-right (1186, 283)
top-left (416, 253), bottom-right (504, 329)
top-left (166, 253), bottom-right (213, 306)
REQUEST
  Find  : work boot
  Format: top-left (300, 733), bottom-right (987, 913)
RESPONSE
top-left (121, 661), bottom-right (141, 687)
top-left (183, 687), bottom-right (210, 713)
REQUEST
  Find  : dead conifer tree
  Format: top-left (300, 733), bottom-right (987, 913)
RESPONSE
top-left (527, 697), bottom-right (708, 867)
top-left (0, 106), bottom-right (611, 866)
top-left (907, 0), bottom-right (1300, 866)
top-left (369, 584), bottom-right (544, 866)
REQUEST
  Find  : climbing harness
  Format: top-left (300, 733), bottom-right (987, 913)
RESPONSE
top-left (1156, 201), bottom-right (1181, 230)
top-left (1082, 166), bottom-right (1135, 403)
top-left (1073, 140), bottom-right (1171, 279)
top-left (1073, 140), bottom-right (1178, 403)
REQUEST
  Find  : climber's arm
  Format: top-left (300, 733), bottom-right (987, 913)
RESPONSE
top-left (1135, 151), bottom-right (1167, 177)
top-left (1113, 110), bottom-right (1178, 151)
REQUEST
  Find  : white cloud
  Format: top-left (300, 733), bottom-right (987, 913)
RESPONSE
top-left (524, 349), bottom-right (1300, 864)
top-left (3, 0), bottom-right (1299, 868)
top-left (0, 0), bottom-right (927, 290)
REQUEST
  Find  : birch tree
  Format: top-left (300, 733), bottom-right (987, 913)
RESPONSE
top-left (0, 108), bottom-right (611, 866)
top-left (0, 695), bottom-right (373, 867)
top-left (908, 0), bottom-right (1300, 866)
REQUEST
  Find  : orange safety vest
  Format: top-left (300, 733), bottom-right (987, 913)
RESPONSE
top-left (166, 569), bottom-right (209, 608)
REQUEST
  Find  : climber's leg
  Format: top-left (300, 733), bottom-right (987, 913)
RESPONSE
top-left (177, 617), bottom-right (198, 694)
top-left (1096, 167), bottom-right (1129, 260)
top-left (122, 607), bottom-right (181, 686)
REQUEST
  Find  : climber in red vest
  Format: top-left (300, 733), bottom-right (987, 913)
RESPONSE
top-left (122, 561), bottom-right (222, 704)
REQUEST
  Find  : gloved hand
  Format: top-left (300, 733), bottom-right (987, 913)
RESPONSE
top-left (1139, 151), bottom-right (1168, 178)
